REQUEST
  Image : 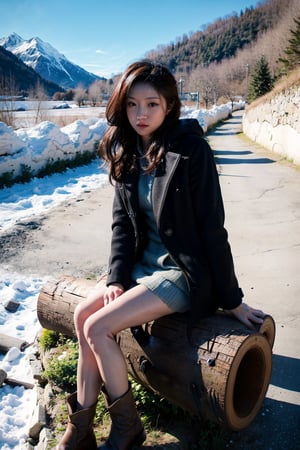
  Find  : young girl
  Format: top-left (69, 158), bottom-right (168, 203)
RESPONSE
top-left (57, 61), bottom-right (265, 450)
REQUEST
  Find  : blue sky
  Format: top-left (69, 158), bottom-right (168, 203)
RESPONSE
top-left (0, 0), bottom-right (258, 78)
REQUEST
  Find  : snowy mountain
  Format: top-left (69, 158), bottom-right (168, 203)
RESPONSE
top-left (0, 45), bottom-right (64, 96)
top-left (0, 33), bottom-right (103, 89)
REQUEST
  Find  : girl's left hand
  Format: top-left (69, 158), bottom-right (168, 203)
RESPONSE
top-left (224, 302), bottom-right (265, 329)
top-left (103, 283), bottom-right (124, 306)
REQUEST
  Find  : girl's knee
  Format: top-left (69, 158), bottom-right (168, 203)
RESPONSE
top-left (74, 290), bottom-right (104, 332)
top-left (74, 302), bottom-right (90, 334)
top-left (83, 316), bottom-right (113, 349)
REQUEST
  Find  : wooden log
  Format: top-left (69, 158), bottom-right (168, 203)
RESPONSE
top-left (37, 276), bottom-right (97, 337)
top-left (0, 333), bottom-right (29, 353)
top-left (0, 369), bottom-right (34, 389)
top-left (37, 276), bottom-right (275, 431)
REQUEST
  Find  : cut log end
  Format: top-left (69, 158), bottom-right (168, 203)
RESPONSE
top-left (258, 315), bottom-right (276, 348)
top-left (224, 333), bottom-right (272, 430)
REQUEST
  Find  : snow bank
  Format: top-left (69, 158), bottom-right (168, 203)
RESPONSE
top-left (0, 122), bottom-right (25, 156)
top-left (0, 118), bottom-right (107, 178)
top-left (182, 101), bottom-right (244, 132)
top-left (0, 101), bottom-right (244, 180)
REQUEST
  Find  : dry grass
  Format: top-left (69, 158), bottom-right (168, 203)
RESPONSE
top-left (245, 67), bottom-right (300, 111)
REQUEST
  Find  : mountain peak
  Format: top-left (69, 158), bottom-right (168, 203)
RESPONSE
top-left (0, 32), bottom-right (24, 49)
top-left (0, 33), bottom-right (103, 88)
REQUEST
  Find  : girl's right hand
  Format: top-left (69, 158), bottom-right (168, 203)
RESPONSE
top-left (224, 302), bottom-right (265, 329)
top-left (104, 284), bottom-right (124, 306)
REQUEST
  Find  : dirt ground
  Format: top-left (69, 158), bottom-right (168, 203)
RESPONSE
top-left (0, 184), bottom-right (114, 278)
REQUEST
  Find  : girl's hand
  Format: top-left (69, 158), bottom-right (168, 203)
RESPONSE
top-left (224, 302), bottom-right (265, 329)
top-left (104, 284), bottom-right (124, 306)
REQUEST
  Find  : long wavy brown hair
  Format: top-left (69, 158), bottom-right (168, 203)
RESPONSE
top-left (98, 60), bottom-right (181, 183)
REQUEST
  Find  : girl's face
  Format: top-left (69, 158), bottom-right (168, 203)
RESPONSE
top-left (126, 82), bottom-right (168, 149)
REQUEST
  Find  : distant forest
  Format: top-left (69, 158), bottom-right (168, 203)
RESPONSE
top-left (145, 0), bottom-right (300, 106)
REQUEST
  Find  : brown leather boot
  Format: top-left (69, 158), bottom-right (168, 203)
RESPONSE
top-left (56, 392), bottom-right (98, 450)
top-left (99, 383), bottom-right (146, 450)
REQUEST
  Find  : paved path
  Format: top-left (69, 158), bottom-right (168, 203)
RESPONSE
top-left (208, 112), bottom-right (300, 449)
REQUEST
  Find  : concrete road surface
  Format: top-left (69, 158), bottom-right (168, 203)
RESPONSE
top-left (209, 112), bottom-right (300, 449)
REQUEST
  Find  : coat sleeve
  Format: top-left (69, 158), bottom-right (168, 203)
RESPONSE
top-left (189, 137), bottom-right (243, 310)
top-left (106, 184), bottom-right (137, 290)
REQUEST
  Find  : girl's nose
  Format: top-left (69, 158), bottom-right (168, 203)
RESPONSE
top-left (137, 106), bottom-right (147, 119)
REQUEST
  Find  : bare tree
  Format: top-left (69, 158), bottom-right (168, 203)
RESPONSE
top-left (88, 81), bottom-right (100, 106)
top-left (32, 80), bottom-right (48, 124)
top-left (217, 56), bottom-right (248, 101)
top-left (0, 74), bottom-right (18, 127)
top-left (88, 80), bottom-right (108, 106)
top-left (74, 84), bottom-right (87, 107)
top-left (187, 65), bottom-right (221, 108)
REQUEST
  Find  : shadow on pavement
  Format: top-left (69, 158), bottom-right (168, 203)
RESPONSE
top-left (271, 353), bottom-right (300, 392)
top-left (211, 130), bottom-right (242, 136)
top-left (214, 150), bottom-right (253, 156)
top-left (216, 156), bottom-right (275, 165)
top-left (228, 396), bottom-right (300, 449)
top-left (227, 354), bottom-right (300, 449)
top-left (213, 149), bottom-right (275, 165)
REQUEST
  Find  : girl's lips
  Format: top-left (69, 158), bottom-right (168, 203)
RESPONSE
top-left (137, 123), bottom-right (148, 128)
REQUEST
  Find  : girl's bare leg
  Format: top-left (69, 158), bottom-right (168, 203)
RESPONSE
top-left (74, 283), bottom-right (106, 408)
top-left (83, 284), bottom-right (174, 402)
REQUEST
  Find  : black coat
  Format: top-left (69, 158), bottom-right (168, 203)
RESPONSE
top-left (106, 118), bottom-right (243, 323)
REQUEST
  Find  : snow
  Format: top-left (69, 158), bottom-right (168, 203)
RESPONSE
top-left (0, 160), bottom-right (109, 233)
top-left (0, 100), bottom-right (243, 449)
top-left (0, 117), bottom-right (108, 178)
top-left (0, 274), bottom-right (42, 449)
top-left (1, 33), bottom-right (70, 77)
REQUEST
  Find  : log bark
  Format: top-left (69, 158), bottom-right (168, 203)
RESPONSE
top-left (37, 275), bottom-right (275, 431)
top-left (37, 276), bottom-right (97, 337)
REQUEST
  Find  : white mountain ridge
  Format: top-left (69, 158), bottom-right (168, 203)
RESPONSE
top-left (0, 32), bottom-right (103, 89)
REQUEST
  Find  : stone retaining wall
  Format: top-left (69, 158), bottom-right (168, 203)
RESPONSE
top-left (242, 85), bottom-right (300, 164)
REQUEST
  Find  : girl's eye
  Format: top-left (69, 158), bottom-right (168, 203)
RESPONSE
top-left (127, 101), bottom-right (136, 107)
top-left (149, 102), bottom-right (159, 108)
